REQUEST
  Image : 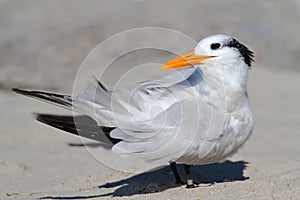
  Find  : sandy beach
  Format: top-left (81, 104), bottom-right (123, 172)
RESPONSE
top-left (1, 1), bottom-right (300, 199)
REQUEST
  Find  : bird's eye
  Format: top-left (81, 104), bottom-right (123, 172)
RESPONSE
top-left (210, 43), bottom-right (221, 50)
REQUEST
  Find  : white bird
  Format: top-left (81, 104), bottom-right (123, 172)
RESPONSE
top-left (12, 34), bottom-right (254, 188)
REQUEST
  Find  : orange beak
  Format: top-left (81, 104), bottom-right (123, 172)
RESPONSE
top-left (160, 51), bottom-right (216, 70)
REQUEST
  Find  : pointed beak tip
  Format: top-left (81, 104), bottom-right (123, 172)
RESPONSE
top-left (159, 65), bottom-right (168, 70)
top-left (159, 51), bottom-right (216, 70)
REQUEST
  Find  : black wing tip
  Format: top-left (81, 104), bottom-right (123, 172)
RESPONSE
top-left (11, 88), bottom-right (34, 96)
top-left (34, 113), bottom-right (49, 124)
top-left (34, 112), bottom-right (43, 120)
top-left (34, 113), bottom-right (59, 124)
top-left (11, 88), bottom-right (25, 94)
top-left (91, 75), bottom-right (108, 92)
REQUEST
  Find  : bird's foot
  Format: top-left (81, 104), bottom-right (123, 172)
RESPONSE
top-left (185, 179), bottom-right (197, 189)
top-left (186, 183), bottom-right (197, 189)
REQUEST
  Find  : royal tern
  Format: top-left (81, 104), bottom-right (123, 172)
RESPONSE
top-left (12, 34), bottom-right (254, 188)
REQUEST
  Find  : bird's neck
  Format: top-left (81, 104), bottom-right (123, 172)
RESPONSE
top-left (200, 62), bottom-right (249, 112)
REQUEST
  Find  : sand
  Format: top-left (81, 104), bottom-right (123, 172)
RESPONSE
top-left (1, 0), bottom-right (300, 199)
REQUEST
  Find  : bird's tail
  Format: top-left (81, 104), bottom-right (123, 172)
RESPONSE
top-left (12, 78), bottom-right (144, 128)
top-left (11, 88), bottom-right (121, 144)
top-left (35, 113), bottom-right (120, 144)
top-left (11, 88), bottom-right (72, 110)
top-left (11, 81), bottom-right (122, 127)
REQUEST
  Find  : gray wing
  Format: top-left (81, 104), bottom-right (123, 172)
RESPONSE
top-left (73, 67), bottom-right (206, 126)
top-left (74, 67), bottom-right (217, 164)
top-left (13, 67), bottom-right (216, 164)
top-left (110, 96), bottom-right (218, 164)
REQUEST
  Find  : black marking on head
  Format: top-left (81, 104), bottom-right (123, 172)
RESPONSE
top-left (226, 38), bottom-right (254, 67)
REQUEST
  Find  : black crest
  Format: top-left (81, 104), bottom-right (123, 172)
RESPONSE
top-left (226, 38), bottom-right (254, 67)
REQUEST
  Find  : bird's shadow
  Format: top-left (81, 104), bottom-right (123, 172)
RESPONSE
top-left (39, 160), bottom-right (248, 199)
top-left (101, 160), bottom-right (249, 197)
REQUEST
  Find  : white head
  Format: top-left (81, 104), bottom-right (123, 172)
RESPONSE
top-left (159, 34), bottom-right (254, 109)
top-left (194, 34), bottom-right (254, 69)
top-left (160, 34), bottom-right (254, 71)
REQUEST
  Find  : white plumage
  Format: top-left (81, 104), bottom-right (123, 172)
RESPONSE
top-left (13, 34), bottom-right (254, 187)
top-left (71, 34), bottom-right (254, 165)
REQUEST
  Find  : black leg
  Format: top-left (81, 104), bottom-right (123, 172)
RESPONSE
top-left (169, 161), bottom-right (184, 185)
top-left (184, 164), bottom-right (197, 188)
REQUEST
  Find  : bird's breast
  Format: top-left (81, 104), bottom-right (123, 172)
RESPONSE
top-left (176, 98), bottom-right (254, 165)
